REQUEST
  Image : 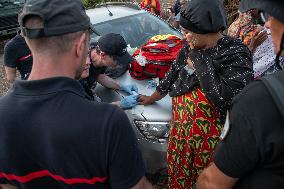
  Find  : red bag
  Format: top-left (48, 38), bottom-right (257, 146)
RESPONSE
top-left (129, 34), bottom-right (183, 80)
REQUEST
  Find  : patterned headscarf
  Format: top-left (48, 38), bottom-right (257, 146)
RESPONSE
top-left (227, 10), bottom-right (254, 38)
top-left (228, 10), bottom-right (263, 46)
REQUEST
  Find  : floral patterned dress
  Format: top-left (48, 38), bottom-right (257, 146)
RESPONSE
top-left (168, 88), bottom-right (222, 188)
top-left (156, 37), bottom-right (253, 188)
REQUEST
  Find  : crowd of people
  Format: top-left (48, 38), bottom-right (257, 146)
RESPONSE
top-left (0, 0), bottom-right (283, 188)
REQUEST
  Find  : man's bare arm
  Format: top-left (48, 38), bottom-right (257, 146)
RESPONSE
top-left (0, 184), bottom-right (18, 189)
top-left (196, 163), bottom-right (238, 189)
top-left (4, 66), bottom-right (17, 83)
top-left (131, 176), bottom-right (154, 189)
top-left (97, 74), bottom-right (120, 90)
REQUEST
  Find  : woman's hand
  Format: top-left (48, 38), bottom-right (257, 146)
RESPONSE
top-left (248, 28), bottom-right (268, 53)
top-left (187, 57), bottom-right (195, 70)
top-left (138, 95), bottom-right (155, 105)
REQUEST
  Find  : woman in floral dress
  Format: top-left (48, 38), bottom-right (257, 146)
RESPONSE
top-left (138, 0), bottom-right (253, 188)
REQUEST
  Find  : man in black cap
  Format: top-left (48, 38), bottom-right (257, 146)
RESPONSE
top-left (80, 33), bottom-right (139, 109)
top-left (0, 0), bottom-right (152, 189)
top-left (4, 11), bottom-right (33, 83)
top-left (196, 0), bottom-right (284, 189)
top-left (4, 31), bottom-right (33, 83)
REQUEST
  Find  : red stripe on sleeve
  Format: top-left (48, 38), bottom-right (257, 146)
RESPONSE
top-left (17, 54), bottom-right (32, 62)
top-left (0, 170), bottom-right (108, 185)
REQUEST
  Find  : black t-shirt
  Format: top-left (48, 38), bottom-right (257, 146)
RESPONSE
top-left (0, 77), bottom-right (145, 189)
top-left (4, 34), bottom-right (33, 80)
top-left (79, 64), bottom-right (106, 100)
top-left (214, 80), bottom-right (284, 189)
top-left (105, 62), bottom-right (128, 79)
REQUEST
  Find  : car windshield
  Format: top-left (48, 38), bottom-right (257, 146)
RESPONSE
top-left (91, 12), bottom-right (182, 48)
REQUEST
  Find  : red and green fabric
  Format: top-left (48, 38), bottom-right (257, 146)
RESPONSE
top-left (167, 88), bottom-right (223, 189)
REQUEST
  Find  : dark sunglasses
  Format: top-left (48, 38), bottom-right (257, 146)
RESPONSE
top-left (260, 11), bottom-right (269, 22)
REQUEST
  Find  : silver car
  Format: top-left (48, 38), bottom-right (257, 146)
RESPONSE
top-left (87, 2), bottom-right (182, 174)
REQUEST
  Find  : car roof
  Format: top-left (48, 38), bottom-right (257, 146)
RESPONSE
top-left (87, 4), bottom-right (146, 25)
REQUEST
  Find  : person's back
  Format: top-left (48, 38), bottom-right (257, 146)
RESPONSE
top-left (4, 33), bottom-right (33, 82)
top-left (0, 0), bottom-right (152, 188)
top-left (213, 71), bottom-right (284, 188)
top-left (195, 0), bottom-right (284, 188)
top-left (0, 78), bottom-right (145, 189)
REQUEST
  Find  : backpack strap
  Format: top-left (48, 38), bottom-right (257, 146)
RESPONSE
top-left (261, 70), bottom-right (284, 119)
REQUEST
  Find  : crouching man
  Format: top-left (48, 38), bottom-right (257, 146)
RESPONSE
top-left (80, 33), bottom-right (139, 109)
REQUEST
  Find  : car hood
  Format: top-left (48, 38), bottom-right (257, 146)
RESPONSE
top-left (94, 72), bottom-right (172, 122)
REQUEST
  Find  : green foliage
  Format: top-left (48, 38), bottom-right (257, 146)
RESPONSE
top-left (224, 0), bottom-right (240, 25)
top-left (83, 0), bottom-right (100, 9)
top-left (82, 0), bottom-right (240, 25)
top-left (83, 0), bottom-right (132, 9)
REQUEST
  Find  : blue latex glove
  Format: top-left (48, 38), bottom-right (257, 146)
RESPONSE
top-left (119, 84), bottom-right (138, 95)
top-left (147, 80), bottom-right (157, 88)
top-left (120, 94), bottom-right (139, 109)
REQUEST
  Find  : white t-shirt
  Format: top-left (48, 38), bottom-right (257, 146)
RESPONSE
top-left (253, 29), bottom-right (284, 78)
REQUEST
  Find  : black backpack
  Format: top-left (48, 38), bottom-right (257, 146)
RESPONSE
top-left (261, 70), bottom-right (284, 119)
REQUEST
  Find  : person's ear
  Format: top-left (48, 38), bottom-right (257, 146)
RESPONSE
top-left (76, 33), bottom-right (87, 58)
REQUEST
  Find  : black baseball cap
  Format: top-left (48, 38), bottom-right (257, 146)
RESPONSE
top-left (239, 0), bottom-right (284, 23)
top-left (180, 0), bottom-right (227, 34)
top-left (97, 33), bottom-right (134, 65)
top-left (19, 0), bottom-right (95, 38)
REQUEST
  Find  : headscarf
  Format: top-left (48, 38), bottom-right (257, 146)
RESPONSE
top-left (228, 10), bottom-right (263, 46)
top-left (180, 0), bottom-right (227, 34)
top-left (228, 11), bottom-right (254, 38)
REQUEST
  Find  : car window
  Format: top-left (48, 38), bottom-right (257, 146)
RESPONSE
top-left (92, 12), bottom-right (182, 48)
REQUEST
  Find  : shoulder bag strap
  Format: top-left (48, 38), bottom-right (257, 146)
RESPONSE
top-left (261, 70), bottom-right (284, 119)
